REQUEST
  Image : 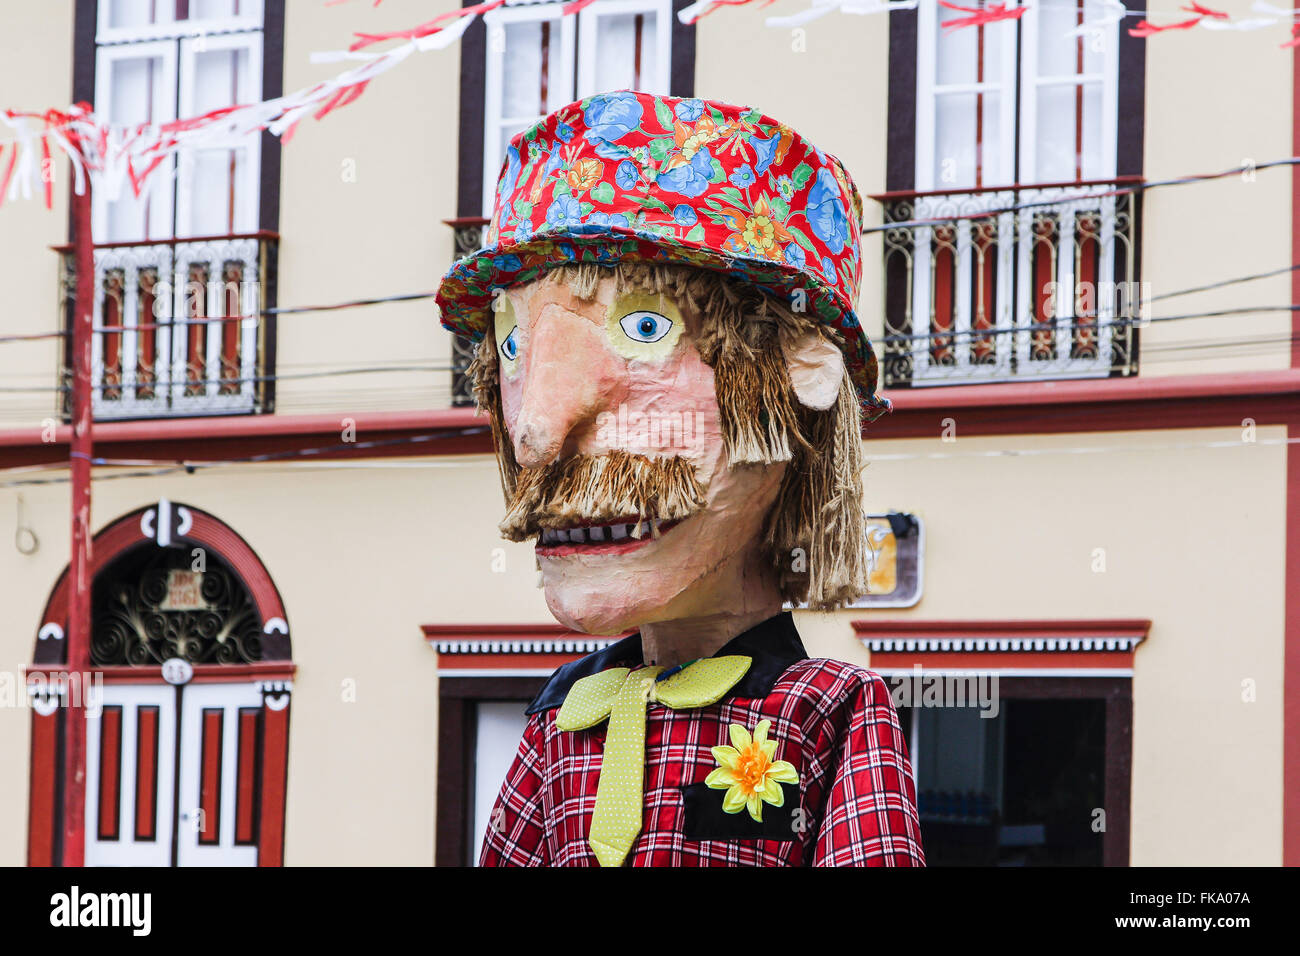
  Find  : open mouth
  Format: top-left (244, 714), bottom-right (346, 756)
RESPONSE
top-left (535, 518), bottom-right (681, 556)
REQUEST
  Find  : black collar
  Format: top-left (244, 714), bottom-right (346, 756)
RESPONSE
top-left (525, 611), bottom-right (808, 716)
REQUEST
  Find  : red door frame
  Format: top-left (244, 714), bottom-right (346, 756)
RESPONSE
top-left (27, 502), bottom-right (293, 867)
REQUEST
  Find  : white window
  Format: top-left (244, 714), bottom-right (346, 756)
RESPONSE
top-left (898, 1), bottom-right (1128, 386)
top-left (471, 701), bottom-right (531, 865)
top-left (94, 0), bottom-right (265, 242)
top-left (915, 0), bottom-right (1119, 191)
top-left (481, 0), bottom-right (674, 217)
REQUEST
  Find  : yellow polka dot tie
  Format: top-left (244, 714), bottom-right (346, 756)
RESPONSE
top-left (556, 656), bottom-right (753, 867)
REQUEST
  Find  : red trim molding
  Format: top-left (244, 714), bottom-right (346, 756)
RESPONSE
top-left (869, 369), bottom-right (1300, 440)
top-left (27, 706), bottom-right (61, 867)
top-left (2, 372), bottom-right (1299, 469)
top-left (853, 619), bottom-right (1151, 673)
top-left (26, 663), bottom-right (299, 684)
top-left (425, 623), bottom-right (627, 673)
top-left (1287, 427), bottom-right (1300, 865)
top-left (1292, 36), bottom-right (1300, 371)
top-left (1288, 37), bottom-right (1300, 866)
top-left (257, 692), bottom-right (291, 867)
top-left (0, 407), bottom-right (491, 470)
top-left (853, 619), bottom-right (1152, 638)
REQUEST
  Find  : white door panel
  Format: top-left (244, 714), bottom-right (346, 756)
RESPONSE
top-left (175, 681), bottom-right (263, 866)
top-left (85, 680), bottom-right (264, 866)
top-left (85, 684), bottom-right (176, 867)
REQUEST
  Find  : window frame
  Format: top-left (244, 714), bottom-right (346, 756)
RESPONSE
top-left (73, 0), bottom-right (284, 420)
top-left (1016, 3), bottom-right (1120, 185)
top-left (435, 676), bottom-right (547, 867)
top-left (914, 0), bottom-right (1122, 191)
top-left (575, 0), bottom-right (674, 100)
top-left (92, 6), bottom-right (269, 244)
top-left (458, 0), bottom-right (697, 220)
top-left (914, 0), bottom-right (1019, 192)
top-left (92, 39), bottom-right (180, 243)
top-left (95, 0), bottom-right (265, 46)
top-left (174, 30), bottom-right (264, 239)
top-left (481, 2), bottom-right (578, 220)
top-left (886, 2), bottom-right (1141, 388)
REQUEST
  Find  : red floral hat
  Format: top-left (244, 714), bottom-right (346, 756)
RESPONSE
top-left (436, 90), bottom-right (889, 421)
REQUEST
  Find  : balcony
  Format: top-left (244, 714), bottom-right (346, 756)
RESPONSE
top-left (874, 182), bottom-right (1140, 388)
top-left (57, 232), bottom-right (278, 420)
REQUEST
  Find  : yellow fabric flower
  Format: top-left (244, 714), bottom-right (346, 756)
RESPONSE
top-left (705, 719), bottom-right (799, 822)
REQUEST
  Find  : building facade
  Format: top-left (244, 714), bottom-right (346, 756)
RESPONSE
top-left (0, 0), bottom-right (1295, 866)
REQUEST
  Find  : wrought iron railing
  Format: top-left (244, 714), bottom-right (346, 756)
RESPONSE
top-left (446, 217), bottom-right (490, 407)
top-left (58, 232), bottom-right (278, 420)
top-left (874, 181), bottom-right (1140, 387)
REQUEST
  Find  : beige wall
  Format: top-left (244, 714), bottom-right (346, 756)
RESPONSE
top-left (0, 2), bottom-right (74, 428)
top-left (0, 423), bottom-right (1285, 865)
top-left (1139, 26), bottom-right (1293, 378)
top-left (800, 424), bottom-right (1288, 866)
top-left (275, 0), bottom-right (459, 416)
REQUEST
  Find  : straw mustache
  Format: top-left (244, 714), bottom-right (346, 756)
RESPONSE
top-left (499, 450), bottom-right (707, 542)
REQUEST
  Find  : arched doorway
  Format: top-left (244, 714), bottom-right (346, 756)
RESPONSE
top-left (28, 500), bottom-right (293, 867)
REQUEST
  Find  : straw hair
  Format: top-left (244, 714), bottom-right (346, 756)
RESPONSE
top-left (467, 262), bottom-right (870, 609)
top-left (499, 450), bottom-right (707, 542)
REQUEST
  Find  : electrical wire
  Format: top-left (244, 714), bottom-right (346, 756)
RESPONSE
top-left (4, 427), bottom-right (1293, 489)
top-left (863, 157), bottom-right (1300, 233)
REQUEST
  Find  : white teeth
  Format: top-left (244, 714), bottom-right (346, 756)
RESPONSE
top-left (543, 522), bottom-right (665, 546)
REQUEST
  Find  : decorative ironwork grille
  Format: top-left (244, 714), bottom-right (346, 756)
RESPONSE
top-left (91, 545), bottom-right (264, 667)
top-left (59, 233), bottom-right (278, 420)
top-left (877, 185), bottom-right (1139, 387)
top-left (449, 218), bottom-right (488, 406)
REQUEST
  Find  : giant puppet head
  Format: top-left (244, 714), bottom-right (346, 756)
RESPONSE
top-left (437, 92), bottom-right (891, 637)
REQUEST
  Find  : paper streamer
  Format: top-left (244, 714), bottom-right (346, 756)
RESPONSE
top-left (0, 0), bottom-right (1298, 211)
top-left (938, 1), bottom-right (1027, 29)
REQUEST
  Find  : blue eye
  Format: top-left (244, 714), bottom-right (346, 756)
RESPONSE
top-left (618, 311), bottom-right (673, 344)
top-left (500, 326), bottom-right (519, 362)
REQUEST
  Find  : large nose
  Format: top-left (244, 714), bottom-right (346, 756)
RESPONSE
top-left (513, 305), bottom-right (620, 468)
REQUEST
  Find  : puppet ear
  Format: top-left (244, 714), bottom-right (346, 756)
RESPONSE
top-left (782, 331), bottom-right (844, 411)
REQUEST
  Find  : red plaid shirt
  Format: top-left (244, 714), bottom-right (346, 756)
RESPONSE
top-left (480, 614), bottom-right (925, 867)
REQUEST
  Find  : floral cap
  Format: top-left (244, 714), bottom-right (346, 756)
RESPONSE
top-left (436, 90), bottom-right (889, 421)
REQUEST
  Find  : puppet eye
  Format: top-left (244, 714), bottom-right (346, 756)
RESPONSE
top-left (500, 326), bottom-right (519, 361)
top-left (618, 311), bottom-right (673, 344)
top-left (494, 294), bottom-right (522, 376)
top-left (606, 294), bottom-right (683, 359)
